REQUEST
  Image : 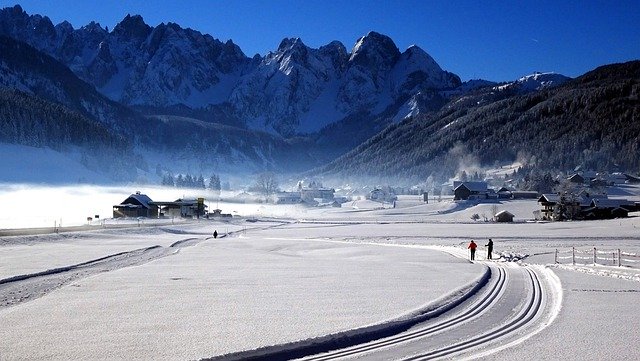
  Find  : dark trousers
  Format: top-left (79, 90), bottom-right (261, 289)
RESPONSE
top-left (470, 249), bottom-right (475, 260)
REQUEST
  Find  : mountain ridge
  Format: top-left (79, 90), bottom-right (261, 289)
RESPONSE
top-left (0, 5), bottom-right (463, 139)
top-left (313, 60), bottom-right (640, 185)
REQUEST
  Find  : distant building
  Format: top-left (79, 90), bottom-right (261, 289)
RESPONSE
top-left (537, 191), bottom-right (638, 221)
top-left (113, 192), bottom-right (159, 218)
top-left (368, 187), bottom-right (397, 202)
top-left (154, 198), bottom-right (206, 218)
top-left (453, 181), bottom-right (489, 200)
top-left (210, 209), bottom-right (232, 218)
top-left (276, 192), bottom-right (302, 204)
top-left (300, 187), bottom-right (335, 202)
top-left (567, 174), bottom-right (585, 184)
top-left (510, 191), bottom-right (539, 199)
top-left (495, 210), bottom-right (515, 222)
top-left (623, 173), bottom-right (640, 184)
top-left (608, 173), bottom-right (627, 184)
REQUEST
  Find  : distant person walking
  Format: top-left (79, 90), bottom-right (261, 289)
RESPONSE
top-left (486, 238), bottom-right (494, 260)
top-left (468, 240), bottom-right (477, 260)
top-left (213, 230), bottom-right (218, 239)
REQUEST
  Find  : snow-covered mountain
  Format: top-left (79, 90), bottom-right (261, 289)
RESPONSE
top-left (0, 5), bottom-right (461, 137)
top-left (0, 33), bottom-right (316, 181)
top-left (494, 72), bottom-right (571, 93)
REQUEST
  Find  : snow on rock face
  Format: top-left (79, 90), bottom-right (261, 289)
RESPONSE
top-left (229, 37), bottom-right (343, 135)
top-left (391, 45), bottom-right (461, 97)
top-left (0, 6), bottom-right (465, 137)
top-left (107, 19), bottom-right (249, 107)
top-left (495, 72), bottom-right (571, 93)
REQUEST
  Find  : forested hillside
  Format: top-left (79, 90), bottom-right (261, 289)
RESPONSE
top-left (317, 61), bottom-right (640, 184)
top-left (0, 89), bottom-right (140, 179)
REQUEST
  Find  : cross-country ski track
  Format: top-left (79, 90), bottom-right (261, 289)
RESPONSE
top-left (0, 230), bottom-right (562, 360)
top-left (204, 243), bottom-right (562, 361)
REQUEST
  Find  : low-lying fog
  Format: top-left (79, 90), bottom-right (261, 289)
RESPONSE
top-left (0, 184), bottom-right (295, 229)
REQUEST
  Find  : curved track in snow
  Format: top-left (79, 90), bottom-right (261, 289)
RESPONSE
top-left (299, 262), bottom-right (559, 361)
top-left (204, 258), bottom-right (560, 361)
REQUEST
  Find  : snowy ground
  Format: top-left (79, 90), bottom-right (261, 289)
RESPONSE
top-left (1, 185), bottom-right (640, 360)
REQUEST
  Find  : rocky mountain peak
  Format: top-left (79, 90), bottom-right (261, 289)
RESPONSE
top-left (112, 14), bottom-right (151, 39)
top-left (278, 37), bottom-right (305, 51)
top-left (7, 4), bottom-right (24, 16)
top-left (319, 40), bottom-right (348, 71)
top-left (274, 37), bottom-right (310, 65)
top-left (349, 31), bottom-right (400, 68)
top-left (0, 5), bottom-right (467, 140)
top-left (402, 45), bottom-right (441, 71)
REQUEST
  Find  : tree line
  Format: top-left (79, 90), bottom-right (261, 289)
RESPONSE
top-left (161, 173), bottom-right (222, 190)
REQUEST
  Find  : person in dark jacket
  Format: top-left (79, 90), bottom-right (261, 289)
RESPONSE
top-left (213, 230), bottom-right (218, 239)
top-left (468, 240), bottom-right (477, 260)
top-left (486, 238), bottom-right (494, 260)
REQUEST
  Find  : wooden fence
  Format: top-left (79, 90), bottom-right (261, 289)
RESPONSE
top-left (555, 247), bottom-right (640, 267)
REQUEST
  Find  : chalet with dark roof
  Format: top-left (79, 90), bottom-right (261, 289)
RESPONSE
top-left (113, 192), bottom-right (159, 218)
top-left (453, 181), bottom-right (489, 200)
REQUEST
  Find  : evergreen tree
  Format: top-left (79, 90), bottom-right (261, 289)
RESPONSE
top-left (185, 174), bottom-right (194, 188)
top-left (209, 174), bottom-right (221, 191)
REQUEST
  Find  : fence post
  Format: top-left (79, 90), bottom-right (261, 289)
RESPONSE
top-left (593, 247), bottom-right (597, 265)
top-left (572, 247), bottom-right (575, 265)
top-left (612, 251), bottom-right (616, 266)
top-left (618, 249), bottom-right (622, 267)
top-left (555, 249), bottom-right (558, 264)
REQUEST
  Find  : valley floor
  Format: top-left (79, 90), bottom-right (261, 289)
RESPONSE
top-left (1, 194), bottom-right (640, 360)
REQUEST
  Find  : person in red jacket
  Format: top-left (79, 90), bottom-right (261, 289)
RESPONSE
top-left (468, 240), bottom-right (477, 260)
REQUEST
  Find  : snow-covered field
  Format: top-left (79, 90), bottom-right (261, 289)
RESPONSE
top-left (1, 184), bottom-right (640, 360)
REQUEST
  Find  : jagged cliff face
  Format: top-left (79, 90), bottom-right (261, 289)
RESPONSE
top-left (0, 7), bottom-right (249, 108)
top-left (0, 5), bottom-right (462, 137)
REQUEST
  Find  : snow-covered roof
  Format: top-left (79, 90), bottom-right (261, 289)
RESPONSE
top-left (538, 194), bottom-right (560, 203)
top-left (453, 181), bottom-right (487, 192)
top-left (590, 198), bottom-right (634, 209)
top-left (495, 210), bottom-right (514, 217)
top-left (118, 193), bottom-right (154, 209)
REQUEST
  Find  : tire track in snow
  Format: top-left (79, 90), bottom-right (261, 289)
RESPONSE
top-left (0, 236), bottom-right (207, 309)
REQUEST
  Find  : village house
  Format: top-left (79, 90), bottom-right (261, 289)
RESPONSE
top-left (276, 191), bottom-right (302, 204)
top-left (368, 187), bottom-right (397, 203)
top-left (537, 190), bottom-right (638, 221)
top-left (494, 210), bottom-right (515, 222)
top-left (453, 181), bottom-right (491, 201)
top-left (113, 193), bottom-right (209, 219)
top-left (567, 174), bottom-right (585, 184)
top-left (153, 198), bottom-right (206, 218)
top-left (299, 184), bottom-right (335, 202)
top-left (113, 192), bottom-right (159, 218)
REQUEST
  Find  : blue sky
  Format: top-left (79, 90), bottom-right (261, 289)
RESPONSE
top-left (6, 0), bottom-right (640, 82)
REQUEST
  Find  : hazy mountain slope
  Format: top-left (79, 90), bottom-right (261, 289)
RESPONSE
top-left (0, 35), bottom-right (316, 180)
top-left (0, 89), bottom-right (140, 181)
top-left (0, 34), bottom-right (147, 136)
top-left (316, 61), bottom-right (640, 184)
